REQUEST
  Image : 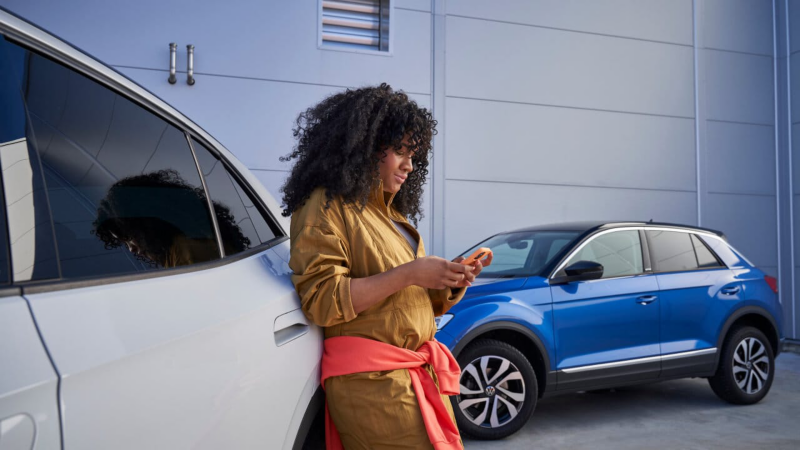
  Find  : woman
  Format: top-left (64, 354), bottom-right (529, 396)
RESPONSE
top-left (281, 84), bottom-right (486, 449)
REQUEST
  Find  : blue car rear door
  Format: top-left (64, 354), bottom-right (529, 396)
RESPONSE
top-left (645, 229), bottom-right (740, 377)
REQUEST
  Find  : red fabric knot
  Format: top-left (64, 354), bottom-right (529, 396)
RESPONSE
top-left (321, 336), bottom-right (463, 450)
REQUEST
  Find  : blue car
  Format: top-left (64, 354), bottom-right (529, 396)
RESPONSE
top-left (435, 221), bottom-right (784, 440)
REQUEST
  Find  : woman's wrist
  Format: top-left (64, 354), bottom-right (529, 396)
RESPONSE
top-left (396, 260), bottom-right (417, 289)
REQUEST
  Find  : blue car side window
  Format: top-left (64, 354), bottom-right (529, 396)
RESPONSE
top-left (565, 230), bottom-right (643, 278)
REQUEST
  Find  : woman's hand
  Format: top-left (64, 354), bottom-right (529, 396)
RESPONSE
top-left (407, 256), bottom-right (475, 289)
top-left (451, 256), bottom-right (487, 288)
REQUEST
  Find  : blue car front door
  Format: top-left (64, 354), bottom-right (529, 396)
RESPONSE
top-left (550, 229), bottom-right (661, 391)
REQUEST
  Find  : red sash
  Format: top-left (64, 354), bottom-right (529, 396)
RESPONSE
top-left (321, 336), bottom-right (463, 450)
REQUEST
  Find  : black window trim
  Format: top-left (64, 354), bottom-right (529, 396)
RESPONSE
top-left (0, 18), bottom-right (290, 295)
top-left (17, 235), bottom-right (288, 295)
top-left (186, 133), bottom-right (225, 258)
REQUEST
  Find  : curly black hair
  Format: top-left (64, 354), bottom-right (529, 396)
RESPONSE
top-left (92, 169), bottom-right (251, 267)
top-left (279, 83), bottom-right (437, 225)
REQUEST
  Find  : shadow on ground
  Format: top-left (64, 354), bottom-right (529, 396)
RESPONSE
top-left (465, 353), bottom-right (800, 450)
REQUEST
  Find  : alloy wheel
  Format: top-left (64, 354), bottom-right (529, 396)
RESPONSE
top-left (732, 337), bottom-right (770, 395)
top-left (457, 355), bottom-right (526, 428)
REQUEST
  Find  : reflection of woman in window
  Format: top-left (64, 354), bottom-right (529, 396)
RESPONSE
top-left (92, 169), bottom-right (249, 268)
top-left (281, 84), bottom-right (485, 449)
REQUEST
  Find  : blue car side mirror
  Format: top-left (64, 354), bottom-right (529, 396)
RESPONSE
top-left (551, 260), bottom-right (604, 285)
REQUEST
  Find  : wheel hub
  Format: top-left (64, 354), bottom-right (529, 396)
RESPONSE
top-left (457, 355), bottom-right (526, 429)
top-left (732, 337), bottom-right (769, 395)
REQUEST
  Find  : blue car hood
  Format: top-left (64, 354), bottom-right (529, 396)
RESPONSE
top-left (459, 276), bottom-right (548, 301)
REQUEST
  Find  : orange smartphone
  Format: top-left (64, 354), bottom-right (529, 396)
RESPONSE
top-left (462, 247), bottom-right (492, 266)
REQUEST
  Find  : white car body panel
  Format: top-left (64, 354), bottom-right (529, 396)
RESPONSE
top-left (0, 296), bottom-right (60, 449)
top-left (25, 244), bottom-right (322, 449)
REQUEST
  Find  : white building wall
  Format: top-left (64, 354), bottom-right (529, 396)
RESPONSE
top-left (439, 0), bottom-right (696, 259)
top-left (2, 0), bottom-right (794, 338)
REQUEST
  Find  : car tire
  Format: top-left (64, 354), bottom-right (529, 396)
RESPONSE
top-left (451, 339), bottom-right (537, 440)
top-left (708, 326), bottom-right (775, 405)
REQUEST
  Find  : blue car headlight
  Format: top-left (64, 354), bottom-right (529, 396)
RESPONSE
top-left (434, 314), bottom-right (454, 330)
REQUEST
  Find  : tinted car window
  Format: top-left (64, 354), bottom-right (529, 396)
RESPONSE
top-left (692, 234), bottom-right (722, 268)
top-left (463, 230), bottom-right (580, 278)
top-left (192, 138), bottom-right (276, 255)
top-left (565, 230), bottom-right (643, 278)
top-left (4, 37), bottom-right (222, 279)
top-left (646, 230), bottom-right (698, 273)
top-left (0, 35), bottom-right (60, 282)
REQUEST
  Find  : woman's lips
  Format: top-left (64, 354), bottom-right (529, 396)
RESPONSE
top-left (394, 175), bottom-right (406, 183)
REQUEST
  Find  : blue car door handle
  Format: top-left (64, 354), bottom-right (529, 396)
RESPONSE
top-left (636, 295), bottom-right (657, 305)
top-left (721, 286), bottom-right (740, 295)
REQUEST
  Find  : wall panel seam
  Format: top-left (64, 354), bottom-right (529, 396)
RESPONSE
top-left (787, 0), bottom-right (797, 338)
top-left (704, 46), bottom-right (773, 58)
top-left (707, 191), bottom-right (777, 198)
top-left (707, 118), bottom-right (775, 128)
top-left (395, 7), bottom-right (430, 14)
top-left (445, 13), bottom-right (693, 48)
top-left (446, 95), bottom-right (695, 120)
top-left (773, 0), bottom-right (783, 331)
top-left (112, 65), bottom-right (432, 96)
top-left (693, 0), bottom-right (703, 227)
top-left (446, 178), bottom-right (697, 194)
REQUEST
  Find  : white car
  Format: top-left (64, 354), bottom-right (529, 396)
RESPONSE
top-left (0, 8), bottom-right (323, 449)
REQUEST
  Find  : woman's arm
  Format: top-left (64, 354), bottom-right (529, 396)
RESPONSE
top-left (350, 256), bottom-right (477, 314)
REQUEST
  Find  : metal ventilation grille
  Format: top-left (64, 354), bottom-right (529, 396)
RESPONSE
top-left (322, 0), bottom-right (389, 52)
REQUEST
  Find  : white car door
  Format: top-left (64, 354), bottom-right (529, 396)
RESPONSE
top-left (25, 247), bottom-right (321, 450)
top-left (0, 27), bottom-right (322, 450)
top-left (0, 295), bottom-right (61, 450)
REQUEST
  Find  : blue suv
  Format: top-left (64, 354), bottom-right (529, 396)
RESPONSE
top-left (435, 221), bottom-right (784, 440)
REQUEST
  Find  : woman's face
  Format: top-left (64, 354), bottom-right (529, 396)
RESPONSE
top-left (378, 137), bottom-right (414, 194)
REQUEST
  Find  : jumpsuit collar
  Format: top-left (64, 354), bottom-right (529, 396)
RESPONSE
top-left (369, 179), bottom-right (400, 219)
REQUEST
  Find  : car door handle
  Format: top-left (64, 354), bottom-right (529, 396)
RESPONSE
top-left (636, 295), bottom-right (657, 305)
top-left (721, 286), bottom-right (740, 295)
top-left (273, 309), bottom-right (309, 347)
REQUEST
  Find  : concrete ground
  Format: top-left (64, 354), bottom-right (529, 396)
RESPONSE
top-left (465, 353), bottom-right (800, 450)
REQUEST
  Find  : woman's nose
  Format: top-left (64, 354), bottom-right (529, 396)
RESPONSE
top-left (402, 157), bottom-right (413, 173)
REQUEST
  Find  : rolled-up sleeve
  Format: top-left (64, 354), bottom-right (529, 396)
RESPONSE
top-left (429, 286), bottom-right (467, 316)
top-left (290, 225), bottom-right (356, 327)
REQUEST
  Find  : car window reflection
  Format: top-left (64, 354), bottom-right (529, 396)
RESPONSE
top-left (93, 169), bottom-right (250, 268)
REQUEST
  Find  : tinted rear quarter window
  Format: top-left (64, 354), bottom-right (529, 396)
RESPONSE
top-left (646, 230), bottom-right (699, 273)
top-left (191, 138), bottom-right (276, 256)
top-left (691, 234), bottom-right (722, 268)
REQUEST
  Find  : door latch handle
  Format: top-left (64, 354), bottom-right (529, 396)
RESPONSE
top-left (186, 44), bottom-right (196, 85)
top-left (168, 42), bottom-right (177, 84)
top-left (273, 309), bottom-right (309, 347)
top-left (637, 295), bottom-right (657, 305)
top-left (721, 286), bottom-right (740, 295)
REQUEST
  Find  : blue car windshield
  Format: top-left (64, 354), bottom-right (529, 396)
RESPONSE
top-left (463, 230), bottom-right (581, 278)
